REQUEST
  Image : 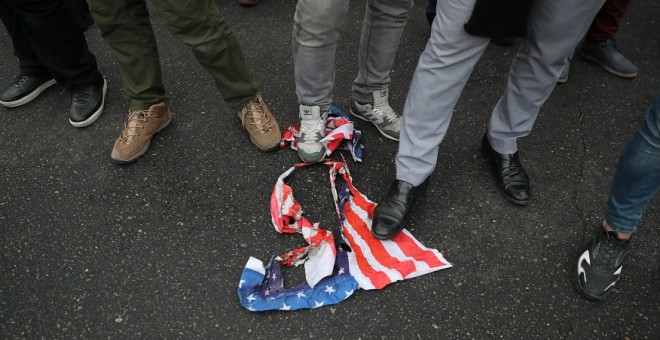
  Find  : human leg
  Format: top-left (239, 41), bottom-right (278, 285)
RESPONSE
top-left (152, 0), bottom-right (279, 151)
top-left (0, 2), bottom-right (55, 107)
top-left (88, 0), bottom-right (167, 111)
top-left (88, 0), bottom-right (170, 162)
top-left (605, 95), bottom-right (660, 234)
top-left (152, 0), bottom-right (259, 110)
top-left (586, 0), bottom-right (632, 44)
top-left (3, 0), bottom-right (101, 92)
top-left (580, 0), bottom-right (636, 78)
top-left (352, 0), bottom-right (413, 102)
top-left (484, 0), bottom-right (605, 204)
top-left (395, 0), bottom-right (489, 186)
top-left (373, 0), bottom-right (490, 240)
top-left (575, 95), bottom-right (660, 300)
top-left (0, 0), bottom-right (105, 125)
top-left (293, 0), bottom-right (350, 162)
top-left (349, 0), bottom-right (413, 141)
top-left (0, 1), bottom-right (49, 78)
top-left (293, 0), bottom-right (349, 111)
top-left (488, 0), bottom-right (606, 154)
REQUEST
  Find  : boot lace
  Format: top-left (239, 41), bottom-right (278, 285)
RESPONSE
top-left (240, 96), bottom-right (274, 134)
top-left (118, 110), bottom-right (150, 144)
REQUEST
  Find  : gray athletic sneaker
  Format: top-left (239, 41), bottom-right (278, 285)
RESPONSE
top-left (297, 105), bottom-right (327, 163)
top-left (351, 88), bottom-right (401, 141)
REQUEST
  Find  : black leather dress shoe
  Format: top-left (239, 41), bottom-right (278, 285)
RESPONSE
top-left (372, 178), bottom-right (429, 240)
top-left (481, 134), bottom-right (530, 206)
top-left (69, 78), bottom-right (107, 128)
top-left (0, 74), bottom-right (56, 108)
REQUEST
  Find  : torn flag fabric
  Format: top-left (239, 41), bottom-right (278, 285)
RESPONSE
top-left (238, 251), bottom-right (359, 311)
top-left (280, 106), bottom-right (364, 162)
top-left (238, 161), bottom-right (452, 312)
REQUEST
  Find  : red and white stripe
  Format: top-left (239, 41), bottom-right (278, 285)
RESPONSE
top-left (269, 161), bottom-right (452, 291)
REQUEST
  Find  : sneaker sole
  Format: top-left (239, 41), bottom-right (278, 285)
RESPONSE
top-left (579, 52), bottom-right (637, 79)
top-left (250, 135), bottom-right (281, 152)
top-left (0, 79), bottom-right (57, 108)
top-left (254, 142), bottom-right (280, 152)
top-left (350, 108), bottom-right (399, 142)
top-left (297, 148), bottom-right (325, 163)
top-left (70, 79), bottom-right (108, 128)
top-left (111, 111), bottom-right (173, 164)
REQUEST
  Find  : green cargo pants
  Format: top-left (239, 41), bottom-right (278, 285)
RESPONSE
top-left (87, 0), bottom-right (258, 111)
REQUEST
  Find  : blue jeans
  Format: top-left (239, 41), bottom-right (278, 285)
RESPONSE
top-left (605, 95), bottom-right (660, 234)
top-left (292, 0), bottom-right (413, 110)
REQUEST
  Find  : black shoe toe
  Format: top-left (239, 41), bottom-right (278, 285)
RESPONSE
top-left (69, 78), bottom-right (106, 127)
top-left (372, 178), bottom-right (428, 240)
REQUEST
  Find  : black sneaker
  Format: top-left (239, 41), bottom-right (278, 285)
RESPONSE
top-left (0, 74), bottom-right (56, 108)
top-left (69, 78), bottom-right (107, 128)
top-left (574, 225), bottom-right (630, 300)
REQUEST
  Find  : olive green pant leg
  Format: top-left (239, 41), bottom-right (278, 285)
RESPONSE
top-left (87, 0), bottom-right (167, 110)
top-left (150, 0), bottom-right (258, 110)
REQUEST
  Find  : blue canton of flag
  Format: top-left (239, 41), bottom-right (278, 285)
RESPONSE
top-left (238, 247), bottom-right (359, 312)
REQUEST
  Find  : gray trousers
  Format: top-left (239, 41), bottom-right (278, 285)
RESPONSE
top-left (396, 0), bottom-right (606, 186)
top-left (293, 0), bottom-right (414, 111)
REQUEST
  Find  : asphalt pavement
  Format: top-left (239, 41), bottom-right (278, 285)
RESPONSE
top-left (1, 0), bottom-right (658, 338)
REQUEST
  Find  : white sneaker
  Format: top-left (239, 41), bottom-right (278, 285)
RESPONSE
top-left (297, 105), bottom-right (327, 163)
top-left (350, 88), bottom-right (401, 141)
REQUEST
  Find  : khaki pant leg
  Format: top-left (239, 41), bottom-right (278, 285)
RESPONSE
top-left (150, 0), bottom-right (258, 110)
top-left (87, 0), bottom-right (167, 110)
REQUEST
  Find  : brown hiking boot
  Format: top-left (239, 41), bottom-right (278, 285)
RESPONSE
top-left (111, 102), bottom-right (172, 164)
top-left (239, 0), bottom-right (257, 5)
top-left (236, 91), bottom-right (281, 151)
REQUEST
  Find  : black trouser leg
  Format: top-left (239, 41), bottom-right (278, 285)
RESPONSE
top-left (0, 0), bottom-right (102, 91)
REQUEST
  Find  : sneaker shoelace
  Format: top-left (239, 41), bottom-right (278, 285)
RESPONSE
top-left (72, 87), bottom-right (92, 104)
top-left (299, 118), bottom-right (325, 142)
top-left (372, 103), bottom-right (400, 123)
top-left (241, 97), bottom-right (274, 134)
top-left (593, 233), bottom-right (628, 272)
top-left (13, 75), bottom-right (29, 88)
top-left (118, 110), bottom-right (150, 144)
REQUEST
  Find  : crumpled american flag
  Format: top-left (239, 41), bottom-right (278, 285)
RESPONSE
top-left (237, 161), bottom-right (452, 312)
top-left (280, 106), bottom-right (364, 162)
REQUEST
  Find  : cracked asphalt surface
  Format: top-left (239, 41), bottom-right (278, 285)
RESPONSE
top-left (1, 0), bottom-right (658, 338)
